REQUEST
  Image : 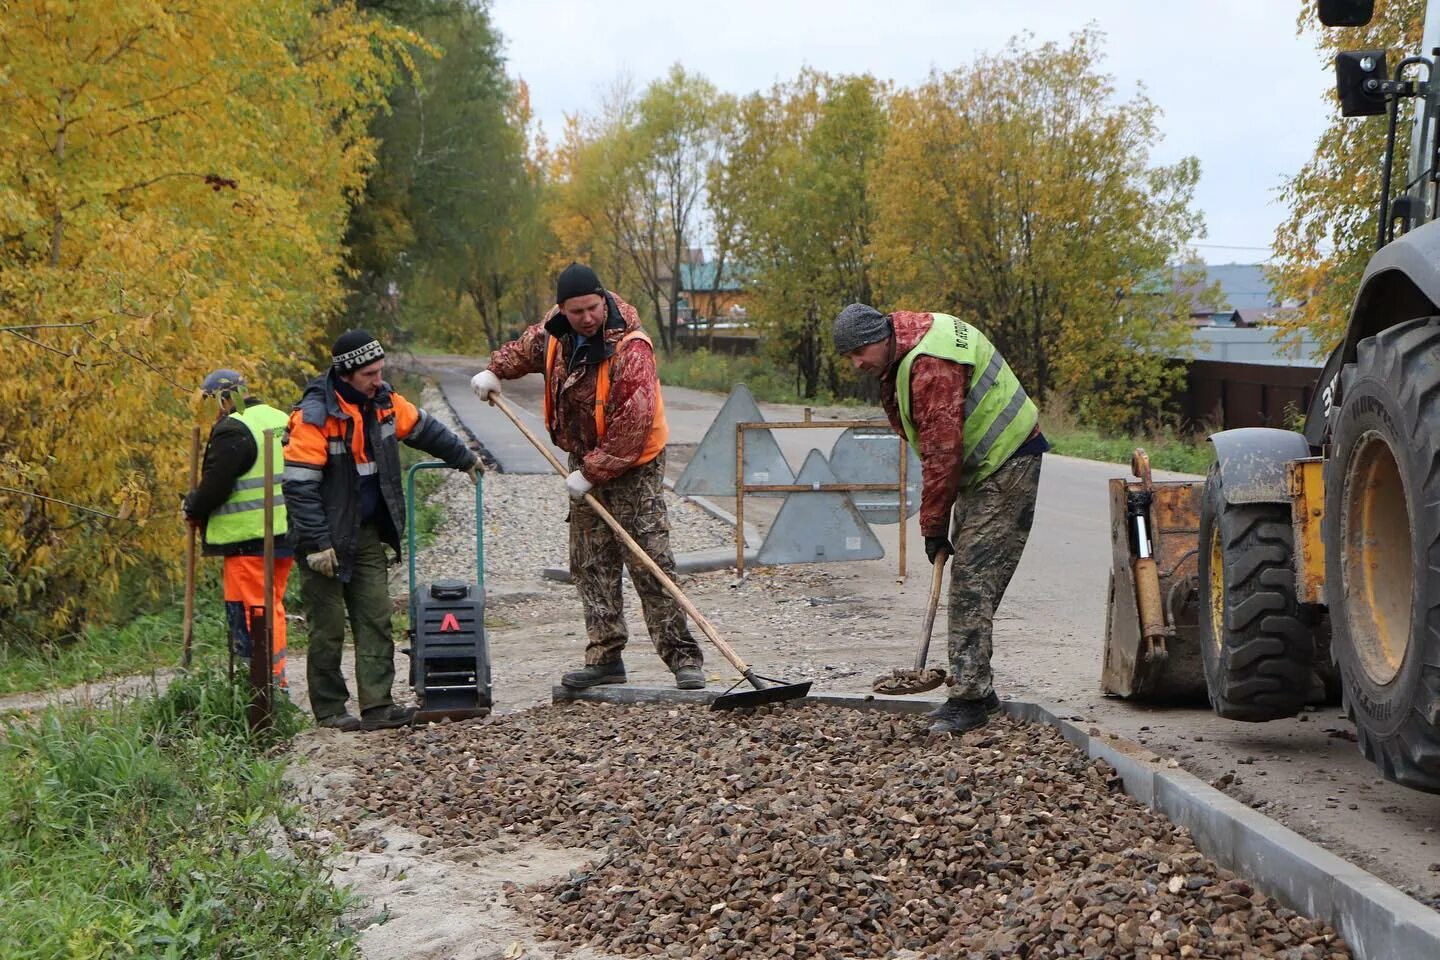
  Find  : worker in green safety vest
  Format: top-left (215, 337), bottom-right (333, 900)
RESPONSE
top-left (833, 304), bottom-right (1049, 735)
top-left (183, 369), bottom-right (293, 691)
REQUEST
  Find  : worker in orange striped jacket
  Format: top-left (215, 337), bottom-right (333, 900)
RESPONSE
top-left (284, 330), bottom-right (479, 731)
top-left (473, 263), bottom-right (705, 692)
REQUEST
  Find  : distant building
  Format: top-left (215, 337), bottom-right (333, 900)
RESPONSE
top-left (1164, 264), bottom-right (1325, 430)
top-left (677, 261), bottom-right (749, 323)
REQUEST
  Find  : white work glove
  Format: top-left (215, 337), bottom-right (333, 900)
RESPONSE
top-left (471, 369), bottom-right (501, 402)
top-left (566, 469), bottom-right (594, 501)
top-left (306, 547), bottom-right (338, 578)
top-left (464, 459), bottom-right (482, 486)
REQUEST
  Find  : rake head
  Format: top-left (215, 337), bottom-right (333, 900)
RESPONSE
top-left (711, 674), bottom-right (812, 711)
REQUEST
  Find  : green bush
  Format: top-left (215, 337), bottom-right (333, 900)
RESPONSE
top-left (0, 670), bottom-right (355, 959)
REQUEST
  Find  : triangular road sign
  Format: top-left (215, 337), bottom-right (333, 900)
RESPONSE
top-left (674, 383), bottom-right (793, 496)
top-left (756, 449), bottom-right (885, 566)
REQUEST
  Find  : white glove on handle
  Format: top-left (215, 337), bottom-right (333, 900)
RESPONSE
top-left (471, 369), bottom-right (501, 402)
top-left (566, 469), bottom-right (594, 501)
top-left (307, 547), bottom-right (338, 578)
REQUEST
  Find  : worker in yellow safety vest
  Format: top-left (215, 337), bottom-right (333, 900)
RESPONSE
top-left (183, 369), bottom-right (292, 690)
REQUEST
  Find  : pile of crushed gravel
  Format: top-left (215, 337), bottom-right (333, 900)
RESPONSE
top-left (322, 702), bottom-right (1351, 960)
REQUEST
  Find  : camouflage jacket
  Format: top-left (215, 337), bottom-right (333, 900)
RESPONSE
top-left (487, 292), bottom-right (660, 484)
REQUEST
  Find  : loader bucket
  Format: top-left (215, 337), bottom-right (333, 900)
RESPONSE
top-left (1101, 474), bottom-right (1209, 702)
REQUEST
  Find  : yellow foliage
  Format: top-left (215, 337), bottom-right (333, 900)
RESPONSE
top-left (869, 29), bottom-right (1203, 428)
top-left (0, 2), bottom-right (414, 641)
top-left (1271, 0), bottom-right (1426, 350)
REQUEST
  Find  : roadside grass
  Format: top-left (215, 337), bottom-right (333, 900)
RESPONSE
top-left (0, 577), bottom-right (309, 697)
top-left (0, 669), bottom-right (357, 959)
top-left (1039, 402), bottom-right (1215, 476)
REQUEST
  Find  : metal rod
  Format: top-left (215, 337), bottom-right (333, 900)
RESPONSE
top-left (897, 432), bottom-right (907, 582)
top-left (738, 418), bottom-right (889, 431)
top-left (738, 482), bottom-right (903, 493)
top-left (735, 422), bottom-right (745, 577)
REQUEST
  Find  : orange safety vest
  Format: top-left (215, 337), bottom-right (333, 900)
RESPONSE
top-left (544, 329), bottom-right (669, 466)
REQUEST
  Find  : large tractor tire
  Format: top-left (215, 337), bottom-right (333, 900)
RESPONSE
top-left (1325, 317), bottom-right (1440, 792)
top-left (1197, 463), bottom-right (1313, 720)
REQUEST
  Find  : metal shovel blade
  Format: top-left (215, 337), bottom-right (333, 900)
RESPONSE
top-left (711, 680), bottom-right (812, 711)
top-left (872, 667), bottom-right (948, 696)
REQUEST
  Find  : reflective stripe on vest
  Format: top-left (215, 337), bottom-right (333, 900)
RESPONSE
top-left (895, 314), bottom-right (1038, 489)
top-left (206, 403), bottom-right (291, 545)
top-left (543, 330), bottom-right (669, 465)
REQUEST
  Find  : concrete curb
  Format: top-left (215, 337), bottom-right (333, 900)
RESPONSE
top-left (551, 684), bottom-right (1440, 960)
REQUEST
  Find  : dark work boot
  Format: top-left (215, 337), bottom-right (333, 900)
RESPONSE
top-left (316, 711), bottom-right (361, 732)
top-left (561, 659), bottom-right (626, 689)
top-left (928, 691), bottom-right (1001, 735)
top-left (674, 665), bottom-right (705, 690)
top-left (360, 704), bottom-right (416, 730)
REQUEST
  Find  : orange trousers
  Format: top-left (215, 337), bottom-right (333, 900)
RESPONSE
top-left (223, 555), bottom-right (293, 689)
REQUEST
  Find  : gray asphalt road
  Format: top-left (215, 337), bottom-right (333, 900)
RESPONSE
top-left (402, 351), bottom-right (1440, 908)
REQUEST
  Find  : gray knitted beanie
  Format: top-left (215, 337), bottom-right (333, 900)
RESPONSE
top-left (832, 303), bottom-right (892, 354)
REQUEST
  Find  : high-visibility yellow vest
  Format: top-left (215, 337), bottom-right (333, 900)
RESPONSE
top-left (895, 313), bottom-right (1037, 489)
top-left (206, 403), bottom-right (290, 545)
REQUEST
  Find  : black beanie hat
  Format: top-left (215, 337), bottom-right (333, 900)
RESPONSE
top-left (556, 262), bottom-right (605, 304)
top-left (331, 329), bottom-right (385, 374)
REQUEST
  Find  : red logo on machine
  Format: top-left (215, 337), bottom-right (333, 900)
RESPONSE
top-left (439, 613), bottom-right (461, 633)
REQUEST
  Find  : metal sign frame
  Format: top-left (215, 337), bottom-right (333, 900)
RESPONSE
top-left (734, 408), bottom-right (908, 581)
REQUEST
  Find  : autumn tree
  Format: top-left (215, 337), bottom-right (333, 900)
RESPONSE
top-left (0, 3), bottom-right (412, 644)
top-left (869, 29), bottom-right (1203, 431)
top-left (1271, 0), bottom-right (1425, 348)
top-left (343, 0), bottom-right (547, 349)
top-left (714, 71), bottom-right (889, 396)
top-left (547, 68), bottom-right (732, 351)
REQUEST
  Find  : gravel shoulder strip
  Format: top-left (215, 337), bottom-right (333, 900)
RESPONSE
top-left (562, 684), bottom-right (1440, 960)
top-left (319, 700), bottom-right (1353, 960)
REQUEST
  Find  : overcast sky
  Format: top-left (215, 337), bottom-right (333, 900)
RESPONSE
top-left (490, 1), bottom-right (1336, 266)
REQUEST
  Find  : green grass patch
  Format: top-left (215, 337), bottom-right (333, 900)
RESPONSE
top-left (1040, 401), bottom-right (1214, 475)
top-left (0, 593), bottom-right (226, 697)
top-left (0, 670), bottom-right (357, 959)
top-left (0, 573), bottom-right (308, 696)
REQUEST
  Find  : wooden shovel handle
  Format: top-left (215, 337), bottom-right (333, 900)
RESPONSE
top-left (914, 550), bottom-right (949, 671)
top-left (489, 395), bottom-right (752, 674)
top-left (181, 425), bottom-right (201, 668)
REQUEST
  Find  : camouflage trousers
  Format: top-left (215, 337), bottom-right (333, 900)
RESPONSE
top-left (568, 451), bottom-right (703, 671)
top-left (945, 453), bottom-right (1043, 700)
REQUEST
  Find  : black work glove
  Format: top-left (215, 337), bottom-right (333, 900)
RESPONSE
top-left (924, 535), bottom-right (953, 565)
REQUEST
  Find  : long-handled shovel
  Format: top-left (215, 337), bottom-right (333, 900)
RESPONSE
top-left (872, 548), bottom-right (950, 695)
top-left (488, 394), bottom-right (811, 710)
top-left (181, 425), bottom-right (201, 669)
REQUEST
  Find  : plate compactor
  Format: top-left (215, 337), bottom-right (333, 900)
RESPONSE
top-left (402, 460), bottom-right (491, 722)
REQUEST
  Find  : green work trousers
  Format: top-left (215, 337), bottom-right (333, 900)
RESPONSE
top-left (300, 522), bottom-right (395, 720)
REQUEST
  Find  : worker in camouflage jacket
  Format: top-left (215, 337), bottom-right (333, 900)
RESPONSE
top-left (472, 263), bottom-right (705, 691)
top-left (834, 304), bottom-right (1049, 735)
top-left (283, 330), bottom-right (480, 731)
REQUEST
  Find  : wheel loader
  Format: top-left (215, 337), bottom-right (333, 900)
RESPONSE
top-left (1103, 0), bottom-right (1440, 793)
